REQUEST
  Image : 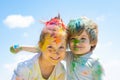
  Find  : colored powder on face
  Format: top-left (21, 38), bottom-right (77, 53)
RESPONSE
top-left (72, 39), bottom-right (80, 50)
top-left (41, 34), bottom-right (54, 51)
top-left (41, 33), bottom-right (64, 51)
top-left (54, 36), bottom-right (61, 44)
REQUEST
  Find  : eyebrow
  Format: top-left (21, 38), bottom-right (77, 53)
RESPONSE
top-left (81, 35), bottom-right (88, 37)
top-left (71, 35), bottom-right (87, 38)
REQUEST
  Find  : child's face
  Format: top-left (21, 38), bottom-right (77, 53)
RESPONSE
top-left (69, 31), bottom-right (94, 55)
top-left (40, 34), bottom-right (66, 65)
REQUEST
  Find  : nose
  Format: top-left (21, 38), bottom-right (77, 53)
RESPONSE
top-left (53, 49), bottom-right (59, 55)
top-left (55, 50), bottom-right (59, 54)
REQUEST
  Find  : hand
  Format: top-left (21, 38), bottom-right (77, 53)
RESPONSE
top-left (10, 44), bottom-right (22, 54)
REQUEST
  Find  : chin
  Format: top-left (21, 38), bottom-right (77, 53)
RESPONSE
top-left (72, 50), bottom-right (84, 55)
top-left (74, 52), bottom-right (83, 55)
top-left (51, 61), bottom-right (59, 65)
top-left (50, 59), bottom-right (61, 65)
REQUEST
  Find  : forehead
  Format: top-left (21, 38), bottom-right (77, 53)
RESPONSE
top-left (47, 39), bottom-right (66, 50)
top-left (44, 33), bottom-right (66, 45)
top-left (70, 30), bottom-right (89, 38)
top-left (50, 40), bottom-right (66, 46)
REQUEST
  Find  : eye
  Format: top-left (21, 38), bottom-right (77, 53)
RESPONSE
top-left (70, 38), bottom-right (75, 41)
top-left (81, 38), bottom-right (86, 40)
top-left (59, 46), bottom-right (64, 49)
top-left (80, 38), bottom-right (87, 42)
top-left (47, 46), bottom-right (53, 49)
top-left (47, 46), bottom-right (53, 52)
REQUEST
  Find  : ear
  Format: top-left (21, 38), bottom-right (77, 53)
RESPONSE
top-left (38, 42), bottom-right (42, 49)
top-left (91, 43), bottom-right (96, 47)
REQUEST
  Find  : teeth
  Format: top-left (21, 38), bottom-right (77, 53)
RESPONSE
top-left (51, 57), bottom-right (60, 60)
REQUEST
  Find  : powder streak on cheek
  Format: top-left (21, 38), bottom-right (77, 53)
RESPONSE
top-left (41, 34), bottom-right (54, 51)
top-left (73, 39), bottom-right (80, 50)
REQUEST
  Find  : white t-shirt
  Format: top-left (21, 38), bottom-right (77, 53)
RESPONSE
top-left (65, 51), bottom-right (104, 80)
top-left (12, 53), bottom-right (66, 80)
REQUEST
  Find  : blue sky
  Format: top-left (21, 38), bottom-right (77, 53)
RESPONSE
top-left (0, 0), bottom-right (120, 80)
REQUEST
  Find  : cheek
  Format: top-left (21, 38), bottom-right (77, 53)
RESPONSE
top-left (42, 50), bottom-right (52, 57)
top-left (48, 49), bottom-right (54, 53)
top-left (84, 43), bottom-right (91, 50)
top-left (69, 42), bottom-right (73, 48)
top-left (69, 42), bottom-right (73, 47)
top-left (60, 52), bottom-right (66, 59)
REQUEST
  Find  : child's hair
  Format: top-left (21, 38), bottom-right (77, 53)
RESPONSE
top-left (38, 15), bottom-right (68, 49)
top-left (68, 16), bottom-right (98, 51)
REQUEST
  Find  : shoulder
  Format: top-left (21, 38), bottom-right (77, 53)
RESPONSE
top-left (14, 53), bottom-right (40, 76)
top-left (18, 53), bottom-right (40, 67)
top-left (91, 55), bottom-right (102, 66)
top-left (87, 55), bottom-right (100, 67)
top-left (88, 55), bottom-right (104, 79)
top-left (87, 55), bottom-right (104, 75)
top-left (55, 62), bottom-right (66, 75)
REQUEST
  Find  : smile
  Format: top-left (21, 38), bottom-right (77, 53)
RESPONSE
top-left (50, 57), bottom-right (60, 60)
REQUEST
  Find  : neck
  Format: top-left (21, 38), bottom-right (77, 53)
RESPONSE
top-left (39, 56), bottom-right (55, 79)
top-left (73, 51), bottom-right (91, 58)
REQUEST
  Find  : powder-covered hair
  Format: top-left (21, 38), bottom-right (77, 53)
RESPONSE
top-left (38, 15), bottom-right (67, 48)
top-left (67, 16), bottom-right (98, 51)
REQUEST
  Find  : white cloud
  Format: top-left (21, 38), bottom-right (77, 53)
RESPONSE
top-left (96, 16), bottom-right (105, 22)
top-left (3, 14), bottom-right (35, 28)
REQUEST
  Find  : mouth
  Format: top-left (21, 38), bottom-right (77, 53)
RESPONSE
top-left (50, 57), bottom-right (60, 60)
top-left (74, 46), bottom-right (84, 50)
top-left (74, 46), bottom-right (83, 48)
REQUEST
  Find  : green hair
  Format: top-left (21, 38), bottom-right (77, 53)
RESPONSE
top-left (68, 16), bottom-right (98, 51)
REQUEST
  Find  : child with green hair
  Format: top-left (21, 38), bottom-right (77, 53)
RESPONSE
top-left (66, 16), bottom-right (104, 80)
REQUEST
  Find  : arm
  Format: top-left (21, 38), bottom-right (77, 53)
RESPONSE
top-left (92, 60), bottom-right (104, 80)
top-left (10, 44), bottom-right (39, 54)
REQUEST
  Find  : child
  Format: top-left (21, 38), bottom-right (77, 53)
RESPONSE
top-left (66, 16), bottom-right (104, 80)
top-left (11, 15), bottom-right (68, 80)
top-left (11, 16), bottom-right (104, 80)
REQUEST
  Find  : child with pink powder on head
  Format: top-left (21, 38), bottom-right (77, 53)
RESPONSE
top-left (11, 15), bottom-right (68, 80)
